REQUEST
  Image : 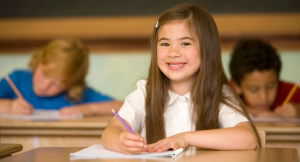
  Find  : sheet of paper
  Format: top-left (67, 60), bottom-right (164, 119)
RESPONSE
top-left (251, 115), bottom-right (300, 123)
top-left (0, 110), bottom-right (82, 121)
top-left (70, 144), bottom-right (184, 158)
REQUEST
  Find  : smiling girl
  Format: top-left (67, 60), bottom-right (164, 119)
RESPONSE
top-left (101, 3), bottom-right (260, 154)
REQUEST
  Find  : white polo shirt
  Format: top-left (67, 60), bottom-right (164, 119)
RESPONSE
top-left (118, 80), bottom-right (248, 139)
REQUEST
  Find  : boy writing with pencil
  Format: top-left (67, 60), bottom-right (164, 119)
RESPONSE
top-left (229, 39), bottom-right (300, 118)
top-left (0, 38), bottom-right (123, 115)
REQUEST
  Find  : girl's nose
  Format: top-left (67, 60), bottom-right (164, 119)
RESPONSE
top-left (168, 46), bottom-right (181, 58)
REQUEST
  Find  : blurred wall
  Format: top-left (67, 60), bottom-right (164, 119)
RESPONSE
top-left (0, 51), bottom-right (299, 100)
top-left (0, 0), bottom-right (299, 100)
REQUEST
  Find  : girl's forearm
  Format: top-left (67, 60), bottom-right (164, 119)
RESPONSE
top-left (101, 126), bottom-right (123, 152)
top-left (185, 122), bottom-right (257, 150)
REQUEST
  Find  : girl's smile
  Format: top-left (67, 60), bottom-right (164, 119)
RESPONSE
top-left (167, 62), bottom-right (186, 70)
top-left (157, 20), bottom-right (201, 94)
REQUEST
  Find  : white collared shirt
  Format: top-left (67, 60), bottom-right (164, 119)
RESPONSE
top-left (118, 80), bottom-right (248, 139)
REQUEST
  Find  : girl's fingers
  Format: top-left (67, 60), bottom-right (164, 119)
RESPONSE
top-left (119, 132), bottom-right (146, 154)
top-left (156, 144), bottom-right (170, 152)
top-left (122, 138), bottom-right (145, 148)
top-left (119, 132), bottom-right (147, 154)
top-left (122, 132), bottom-right (145, 142)
top-left (148, 140), bottom-right (169, 152)
top-left (173, 143), bottom-right (180, 150)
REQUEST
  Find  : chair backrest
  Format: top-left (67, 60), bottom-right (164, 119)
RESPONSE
top-left (257, 129), bottom-right (266, 148)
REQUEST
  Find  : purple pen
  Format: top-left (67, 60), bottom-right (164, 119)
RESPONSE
top-left (111, 109), bottom-right (135, 134)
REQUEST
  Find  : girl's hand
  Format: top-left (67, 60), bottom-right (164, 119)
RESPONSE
top-left (147, 133), bottom-right (189, 153)
top-left (10, 98), bottom-right (33, 114)
top-left (119, 131), bottom-right (146, 155)
top-left (274, 103), bottom-right (300, 118)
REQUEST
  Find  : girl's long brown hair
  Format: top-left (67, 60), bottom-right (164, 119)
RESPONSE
top-left (145, 3), bottom-right (261, 147)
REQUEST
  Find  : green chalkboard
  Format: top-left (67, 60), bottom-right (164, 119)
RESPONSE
top-left (0, 0), bottom-right (299, 18)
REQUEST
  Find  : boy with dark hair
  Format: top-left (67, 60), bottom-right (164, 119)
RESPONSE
top-left (229, 39), bottom-right (300, 118)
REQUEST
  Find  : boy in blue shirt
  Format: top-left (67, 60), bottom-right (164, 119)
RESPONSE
top-left (0, 38), bottom-right (123, 116)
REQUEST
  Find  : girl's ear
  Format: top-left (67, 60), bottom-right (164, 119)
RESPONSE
top-left (230, 80), bottom-right (242, 95)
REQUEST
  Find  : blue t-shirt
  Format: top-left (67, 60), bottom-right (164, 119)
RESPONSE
top-left (0, 70), bottom-right (114, 110)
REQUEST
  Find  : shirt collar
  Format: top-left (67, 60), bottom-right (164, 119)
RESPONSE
top-left (167, 90), bottom-right (191, 106)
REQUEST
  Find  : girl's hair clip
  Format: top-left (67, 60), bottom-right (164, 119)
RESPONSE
top-left (155, 20), bottom-right (159, 28)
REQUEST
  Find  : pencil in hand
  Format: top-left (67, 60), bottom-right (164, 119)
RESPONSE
top-left (282, 80), bottom-right (300, 106)
top-left (5, 75), bottom-right (24, 99)
top-left (111, 109), bottom-right (135, 134)
top-left (5, 75), bottom-right (34, 114)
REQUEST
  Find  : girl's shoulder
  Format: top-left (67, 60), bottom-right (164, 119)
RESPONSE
top-left (136, 79), bottom-right (147, 87)
top-left (124, 79), bottom-right (148, 101)
top-left (130, 79), bottom-right (147, 93)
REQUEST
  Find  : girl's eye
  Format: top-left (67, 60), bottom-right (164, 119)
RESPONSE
top-left (160, 43), bottom-right (169, 46)
top-left (182, 42), bottom-right (191, 46)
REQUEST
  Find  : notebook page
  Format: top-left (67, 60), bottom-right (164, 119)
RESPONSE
top-left (0, 110), bottom-right (82, 120)
top-left (70, 144), bottom-right (184, 158)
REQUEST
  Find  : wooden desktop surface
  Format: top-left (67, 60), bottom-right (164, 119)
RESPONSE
top-left (0, 115), bottom-right (114, 154)
top-left (0, 143), bottom-right (23, 158)
top-left (0, 147), bottom-right (299, 162)
top-left (255, 122), bottom-right (300, 154)
top-left (1, 116), bottom-right (300, 156)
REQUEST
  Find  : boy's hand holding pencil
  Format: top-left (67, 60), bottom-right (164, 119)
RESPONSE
top-left (9, 98), bottom-right (34, 114)
top-left (275, 103), bottom-right (300, 118)
top-left (274, 80), bottom-right (300, 118)
top-left (5, 75), bottom-right (33, 114)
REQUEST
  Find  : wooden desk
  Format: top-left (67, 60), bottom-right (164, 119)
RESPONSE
top-left (1, 115), bottom-right (300, 157)
top-left (0, 144), bottom-right (22, 158)
top-left (255, 122), bottom-right (300, 157)
top-left (0, 147), bottom-right (299, 162)
top-left (0, 116), bottom-right (114, 154)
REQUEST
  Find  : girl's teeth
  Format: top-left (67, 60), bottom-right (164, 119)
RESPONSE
top-left (170, 64), bottom-right (183, 67)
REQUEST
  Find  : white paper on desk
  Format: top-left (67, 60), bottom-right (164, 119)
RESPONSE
top-left (0, 110), bottom-right (82, 121)
top-left (70, 144), bottom-right (184, 158)
top-left (251, 115), bottom-right (300, 123)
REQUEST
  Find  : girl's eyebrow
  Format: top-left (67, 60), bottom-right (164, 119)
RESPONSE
top-left (158, 38), bottom-right (169, 42)
top-left (179, 37), bottom-right (194, 41)
top-left (158, 37), bottom-right (194, 42)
